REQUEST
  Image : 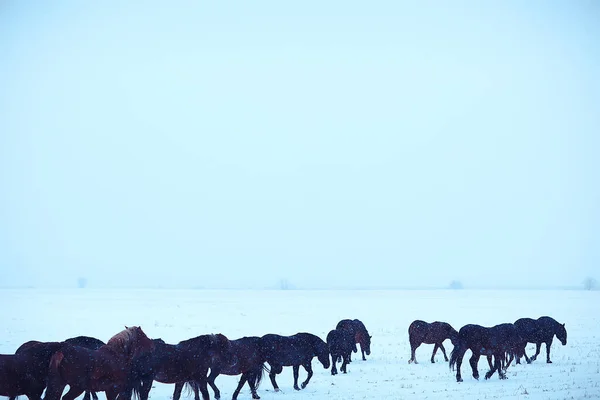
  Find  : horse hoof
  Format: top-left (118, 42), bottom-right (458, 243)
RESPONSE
top-left (431, 360), bottom-right (435, 364)
top-left (457, 378), bottom-right (463, 383)
top-left (301, 383), bottom-right (307, 389)
top-left (294, 386), bottom-right (301, 391)
top-left (274, 388), bottom-right (280, 393)
top-left (547, 360), bottom-right (552, 364)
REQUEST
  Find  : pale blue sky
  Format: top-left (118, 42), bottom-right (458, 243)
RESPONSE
top-left (1, 1), bottom-right (598, 289)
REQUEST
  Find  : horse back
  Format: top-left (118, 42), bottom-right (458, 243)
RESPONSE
top-left (65, 336), bottom-right (106, 350)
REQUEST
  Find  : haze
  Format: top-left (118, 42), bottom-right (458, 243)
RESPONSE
top-left (1, 1), bottom-right (598, 290)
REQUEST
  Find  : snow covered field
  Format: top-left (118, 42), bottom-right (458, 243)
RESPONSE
top-left (2, 289), bottom-right (599, 400)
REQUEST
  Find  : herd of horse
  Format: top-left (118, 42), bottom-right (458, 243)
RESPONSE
top-left (408, 316), bottom-right (568, 382)
top-left (0, 315), bottom-right (567, 400)
top-left (0, 319), bottom-right (370, 400)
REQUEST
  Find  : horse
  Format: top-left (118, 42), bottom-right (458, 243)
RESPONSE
top-left (1, 342), bottom-right (63, 400)
top-left (326, 329), bottom-right (356, 375)
top-left (43, 326), bottom-right (155, 400)
top-left (128, 334), bottom-right (234, 400)
top-left (259, 333), bottom-right (330, 391)
top-left (513, 316), bottom-right (567, 364)
top-left (407, 320), bottom-right (458, 364)
top-left (10, 336), bottom-right (106, 400)
top-left (449, 323), bottom-right (523, 382)
top-left (204, 336), bottom-right (265, 400)
top-left (335, 319), bottom-right (372, 361)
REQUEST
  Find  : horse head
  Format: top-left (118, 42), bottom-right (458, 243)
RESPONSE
top-left (209, 333), bottom-right (234, 366)
top-left (557, 323), bottom-right (567, 346)
top-left (315, 337), bottom-right (331, 370)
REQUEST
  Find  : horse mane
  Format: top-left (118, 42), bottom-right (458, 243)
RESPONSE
top-left (106, 326), bottom-right (139, 355)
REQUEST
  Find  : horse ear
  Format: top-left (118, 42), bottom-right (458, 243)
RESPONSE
top-left (562, 323), bottom-right (565, 327)
top-left (370, 335), bottom-right (372, 339)
top-left (125, 325), bottom-right (129, 329)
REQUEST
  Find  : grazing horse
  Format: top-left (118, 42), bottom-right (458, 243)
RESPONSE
top-left (205, 336), bottom-right (265, 400)
top-left (335, 319), bottom-right (372, 361)
top-left (514, 316), bottom-right (567, 364)
top-left (326, 329), bottom-right (356, 375)
top-left (449, 323), bottom-right (523, 382)
top-left (129, 334), bottom-right (234, 400)
top-left (408, 320), bottom-right (458, 364)
top-left (44, 326), bottom-right (155, 400)
top-left (1, 342), bottom-right (63, 400)
top-left (11, 336), bottom-right (106, 400)
top-left (259, 333), bottom-right (330, 391)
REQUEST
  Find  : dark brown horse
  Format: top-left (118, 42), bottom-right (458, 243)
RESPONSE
top-left (43, 326), bottom-right (155, 400)
top-left (408, 320), bottom-right (458, 364)
top-left (129, 334), bottom-right (234, 400)
top-left (10, 337), bottom-right (106, 400)
top-left (205, 336), bottom-right (265, 400)
top-left (1, 342), bottom-right (63, 400)
top-left (449, 323), bottom-right (523, 382)
top-left (514, 316), bottom-right (567, 364)
top-left (335, 319), bottom-right (372, 361)
top-left (259, 333), bottom-right (330, 391)
top-left (326, 329), bottom-right (356, 375)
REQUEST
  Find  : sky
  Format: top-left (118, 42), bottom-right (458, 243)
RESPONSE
top-left (0, 1), bottom-right (598, 289)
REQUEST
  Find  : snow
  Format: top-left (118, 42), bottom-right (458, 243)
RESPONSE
top-left (2, 289), bottom-right (599, 400)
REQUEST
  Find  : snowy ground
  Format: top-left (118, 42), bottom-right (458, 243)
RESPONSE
top-left (2, 289), bottom-right (599, 400)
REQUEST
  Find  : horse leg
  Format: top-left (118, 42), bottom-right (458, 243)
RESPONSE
top-left (430, 343), bottom-right (439, 363)
top-left (485, 354), bottom-right (498, 380)
top-left (341, 353), bottom-right (349, 374)
top-left (232, 373), bottom-right (249, 400)
top-left (247, 370), bottom-right (261, 400)
top-left (532, 342), bottom-right (542, 361)
top-left (172, 382), bottom-right (184, 400)
top-left (91, 392), bottom-right (99, 400)
top-left (207, 369), bottom-right (221, 399)
top-left (138, 378), bottom-right (153, 400)
top-left (292, 365), bottom-right (301, 390)
top-left (331, 352), bottom-right (338, 375)
top-left (545, 339), bottom-right (553, 363)
top-left (486, 355), bottom-right (494, 370)
top-left (439, 343), bottom-right (449, 362)
top-left (82, 392), bottom-right (90, 400)
top-left (409, 341), bottom-right (419, 364)
top-left (455, 348), bottom-right (465, 382)
top-left (268, 364), bottom-right (282, 392)
top-left (301, 362), bottom-right (313, 388)
top-left (469, 353), bottom-right (480, 380)
top-left (195, 378), bottom-right (211, 400)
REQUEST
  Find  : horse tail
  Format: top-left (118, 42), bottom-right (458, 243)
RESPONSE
top-left (184, 381), bottom-right (197, 398)
top-left (449, 339), bottom-right (464, 372)
top-left (249, 364), bottom-right (265, 389)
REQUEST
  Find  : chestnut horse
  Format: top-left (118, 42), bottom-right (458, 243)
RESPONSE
top-left (44, 326), bottom-right (155, 400)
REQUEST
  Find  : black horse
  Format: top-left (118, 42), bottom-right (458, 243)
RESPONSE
top-left (449, 323), bottom-right (523, 382)
top-left (408, 320), bottom-right (458, 364)
top-left (259, 333), bottom-right (330, 391)
top-left (326, 329), bottom-right (357, 375)
top-left (513, 316), bottom-right (567, 364)
top-left (129, 334), bottom-right (233, 400)
top-left (335, 319), bottom-right (372, 361)
top-left (206, 336), bottom-right (265, 400)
